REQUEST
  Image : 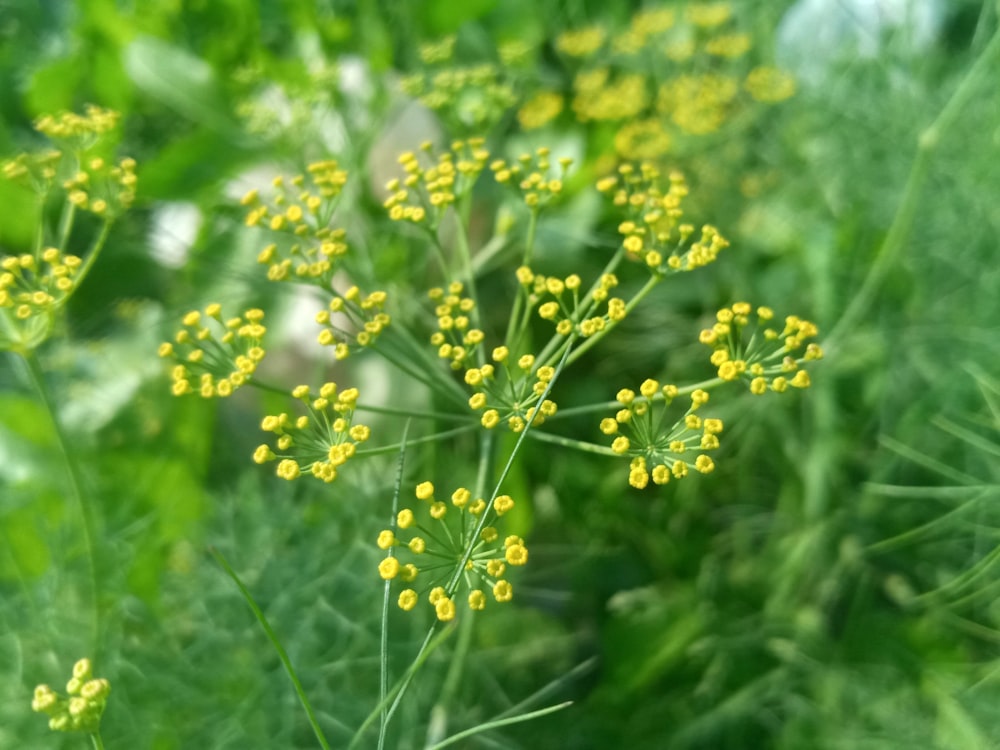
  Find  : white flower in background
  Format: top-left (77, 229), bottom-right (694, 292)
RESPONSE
top-left (150, 202), bottom-right (202, 268)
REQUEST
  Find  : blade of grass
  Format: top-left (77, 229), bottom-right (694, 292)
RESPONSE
top-left (425, 701), bottom-right (574, 750)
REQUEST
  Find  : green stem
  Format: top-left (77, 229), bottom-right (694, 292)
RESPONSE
top-left (503, 210), bottom-right (539, 347)
top-left (565, 274), bottom-right (660, 366)
top-left (449, 204), bottom-right (486, 368)
top-left (826, 25), bottom-right (1000, 349)
top-left (210, 547), bottom-right (332, 750)
top-left (21, 350), bottom-right (100, 655)
top-left (378, 421), bottom-right (411, 750)
top-left (66, 220), bottom-right (113, 301)
top-left (90, 732), bottom-right (106, 750)
top-left (445, 341), bottom-right (574, 594)
top-left (354, 424), bottom-right (478, 456)
top-left (527, 430), bottom-right (619, 456)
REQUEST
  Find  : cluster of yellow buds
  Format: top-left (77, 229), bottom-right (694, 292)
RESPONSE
top-left (699, 303), bottom-right (822, 394)
top-left (600, 164), bottom-right (730, 274)
top-left (31, 658), bottom-right (110, 734)
top-left (384, 140), bottom-right (490, 230)
top-left (571, 68), bottom-right (648, 122)
top-left (158, 304), bottom-right (266, 398)
top-left (464, 345), bottom-right (558, 432)
top-left (612, 7), bottom-right (677, 55)
top-left (377, 481), bottom-right (527, 621)
top-left (490, 147), bottom-right (572, 209)
top-left (58, 155), bottom-right (138, 217)
top-left (516, 91), bottom-right (565, 131)
top-left (253, 383), bottom-right (370, 483)
top-left (657, 73), bottom-right (739, 135)
top-left (603, 382), bottom-right (722, 489)
top-left (418, 35), bottom-right (456, 64)
top-left (687, 2), bottom-right (734, 28)
top-left (315, 286), bottom-right (390, 360)
top-left (2, 150), bottom-right (62, 193)
top-left (555, 26), bottom-right (607, 58)
top-left (744, 66), bottom-right (797, 103)
top-left (34, 105), bottom-right (120, 142)
top-left (428, 281), bottom-right (484, 370)
top-left (0, 248), bottom-right (81, 352)
top-left (520, 266), bottom-right (626, 338)
top-left (242, 161), bottom-right (349, 287)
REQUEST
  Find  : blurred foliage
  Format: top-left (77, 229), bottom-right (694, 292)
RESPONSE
top-left (2, 0), bottom-right (1000, 748)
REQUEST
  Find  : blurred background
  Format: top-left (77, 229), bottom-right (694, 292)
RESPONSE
top-left (1, 0), bottom-right (999, 747)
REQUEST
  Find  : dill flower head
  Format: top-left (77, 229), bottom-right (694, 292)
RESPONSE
top-left (315, 286), bottom-right (390, 360)
top-left (603, 381), bottom-right (722, 489)
top-left (745, 66), bottom-right (797, 103)
top-left (555, 26), bottom-right (606, 58)
top-left (34, 105), bottom-right (120, 149)
top-left (699, 303), bottom-right (821, 394)
top-left (527, 267), bottom-right (624, 339)
top-left (243, 161), bottom-right (350, 288)
top-left (657, 73), bottom-right (739, 135)
top-left (0, 248), bottom-right (83, 352)
top-left (463, 335), bottom-right (558, 433)
top-left (686, 2), bottom-right (734, 29)
top-left (32, 658), bottom-right (110, 734)
top-left (572, 71), bottom-right (649, 122)
top-left (254, 382), bottom-right (370, 483)
top-left (614, 119), bottom-right (672, 161)
top-left (403, 63), bottom-right (516, 132)
top-left (378, 482), bottom-right (528, 620)
top-left (599, 163), bottom-right (730, 274)
top-left (428, 280), bottom-right (484, 370)
top-left (383, 139), bottom-right (490, 230)
top-left (517, 91), bottom-right (565, 131)
top-left (159, 304), bottom-right (267, 398)
top-left (490, 146), bottom-right (572, 210)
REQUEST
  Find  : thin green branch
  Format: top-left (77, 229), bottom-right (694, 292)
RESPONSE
top-left (21, 350), bottom-right (100, 655)
top-left (209, 547), bottom-right (332, 750)
top-left (425, 702), bottom-right (574, 750)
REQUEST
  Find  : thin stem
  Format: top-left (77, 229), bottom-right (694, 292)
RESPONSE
top-left (90, 732), bottom-right (105, 750)
top-left (21, 350), bottom-right (100, 655)
top-left (527, 430), bottom-right (619, 456)
top-left (446, 341), bottom-right (575, 593)
top-left (544, 377), bottom-right (725, 421)
top-left (503, 210), bottom-right (539, 347)
top-left (378, 421), bottom-right (411, 750)
top-left (565, 274), bottom-right (660, 366)
top-left (210, 547), bottom-right (332, 750)
top-left (67, 220), bottom-right (113, 300)
top-left (355, 424), bottom-right (478, 456)
top-left (426, 702), bottom-right (574, 750)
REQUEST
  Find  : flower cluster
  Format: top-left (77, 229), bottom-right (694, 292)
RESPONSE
top-left (253, 383), bottom-right (370, 483)
top-left (0, 248), bottom-right (82, 352)
top-left (377, 481), bottom-right (528, 620)
top-left (60, 155), bottom-right (138, 218)
top-left (428, 281), bottom-right (484, 370)
top-left (516, 91), bottom-right (565, 131)
top-left (555, 26), bottom-right (606, 58)
top-left (464, 346), bottom-right (558, 432)
top-left (399, 64), bottom-right (517, 132)
top-left (599, 164), bottom-right (729, 274)
top-left (657, 73), bottom-right (739, 135)
top-left (33, 106), bottom-right (120, 143)
top-left (490, 147), bottom-right (572, 209)
top-left (744, 66), bottom-right (797, 103)
top-left (520, 266), bottom-right (626, 338)
top-left (384, 140), bottom-right (490, 230)
top-left (614, 119), bottom-right (672, 161)
top-left (699, 303), bottom-right (822, 394)
top-left (315, 286), bottom-right (390, 360)
top-left (242, 160), bottom-right (350, 287)
top-left (602, 382), bottom-right (722, 489)
top-left (31, 658), bottom-right (110, 734)
top-left (571, 69), bottom-right (649, 122)
top-left (158, 305), bottom-right (266, 398)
